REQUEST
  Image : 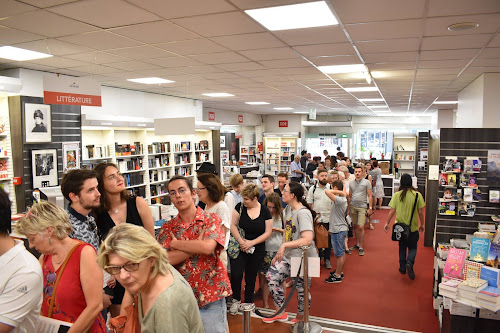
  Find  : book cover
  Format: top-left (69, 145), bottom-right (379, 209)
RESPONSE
top-left (468, 175), bottom-right (478, 188)
top-left (470, 237), bottom-right (490, 262)
top-left (443, 188), bottom-right (456, 200)
top-left (444, 248), bottom-right (467, 279)
top-left (487, 243), bottom-right (500, 269)
top-left (459, 174), bottom-right (468, 187)
top-left (472, 159), bottom-right (482, 172)
top-left (439, 173), bottom-right (448, 186)
top-left (473, 188), bottom-right (482, 201)
top-left (439, 202), bottom-right (456, 215)
top-left (480, 266), bottom-right (500, 288)
top-left (443, 159), bottom-right (454, 172)
top-left (447, 174), bottom-right (457, 186)
top-left (464, 260), bottom-right (483, 280)
top-left (464, 159), bottom-right (473, 173)
top-left (458, 278), bottom-right (487, 291)
top-left (478, 286), bottom-right (500, 298)
top-left (463, 188), bottom-right (473, 202)
top-left (455, 188), bottom-right (462, 200)
top-left (490, 190), bottom-right (500, 203)
top-left (453, 160), bottom-right (461, 173)
top-left (458, 202), bottom-right (475, 217)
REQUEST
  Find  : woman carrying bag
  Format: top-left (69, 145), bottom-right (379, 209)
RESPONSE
top-left (384, 174), bottom-right (425, 280)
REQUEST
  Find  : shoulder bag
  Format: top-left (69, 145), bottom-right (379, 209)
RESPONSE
top-left (392, 193), bottom-right (419, 242)
top-left (109, 293), bottom-right (140, 333)
top-left (313, 213), bottom-right (329, 249)
top-left (227, 203), bottom-right (244, 259)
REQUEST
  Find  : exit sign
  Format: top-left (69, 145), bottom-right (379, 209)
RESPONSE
top-left (208, 111), bottom-right (215, 121)
top-left (279, 120), bottom-right (288, 127)
top-left (238, 115), bottom-right (243, 123)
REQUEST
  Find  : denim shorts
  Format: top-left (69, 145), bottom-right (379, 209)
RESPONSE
top-left (331, 231), bottom-right (347, 257)
top-left (199, 298), bottom-right (227, 333)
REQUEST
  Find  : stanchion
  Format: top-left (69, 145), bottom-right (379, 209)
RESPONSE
top-left (292, 246), bottom-right (322, 333)
top-left (240, 303), bottom-right (255, 333)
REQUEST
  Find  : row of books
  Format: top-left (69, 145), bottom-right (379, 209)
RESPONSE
top-left (443, 241), bottom-right (500, 277)
top-left (441, 187), bottom-right (481, 201)
top-left (123, 173), bottom-right (143, 187)
top-left (394, 154), bottom-right (414, 161)
top-left (439, 173), bottom-right (478, 187)
top-left (84, 144), bottom-right (110, 159)
top-left (127, 186), bottom-right (145, 198)
top-left (195, 140), bottom-right (209, 151)
top-left (149, 170), bottom-right (169, 183)
top-left (174, 153), bottom-right (190, 165)
top-left (439, 277), bottom-right (500, 312)
top-left (196, 152), bottom-right (209, 162)
top-left (115, 142), bottom-right (142, 156)
top-left (175, 166), bottom-right (191, 176)
top-left (174, 142), bottom-right (190, 152)
top-left (443, 157), bottom-right (482, 173)
top-left (147, 142), bottom-right (170, 154)
top-left (150, 183), bottom-right (167, 197)
top-left (117, 158), bottom-right (143, 172)
top-left (148, 156), bottom-right (169, 168)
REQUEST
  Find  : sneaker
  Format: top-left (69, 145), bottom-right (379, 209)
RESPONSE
top-left (290, 318), bottom-right (297, 324)
top-left (406, 263), bottom-right (415, 280)
top-left (345, 249), bottom-right (352, 255)
top-left (399, 267), bottom-right (406, 274)
top-left (329, 271), bottom-right (344, 279)
top-left (369, 224), bottom-right (374, 230)
top-left (358, 248), bottom-right (365, 256)
top-left (262, 312), bottom-right (288, 323)
top-left (325, 274), bottom-right (343, 283)
top-left (349, 244), bottom-right (360, 251)
top-left (229, 299), bottom-right (240, 315)
top-left (325, 259), bottom-right (332, 269)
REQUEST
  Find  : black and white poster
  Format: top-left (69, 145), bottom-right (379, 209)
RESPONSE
top-left (25, 103), bottom-right (51, 143)
top-left (32, 149), bottom-right (58, 188)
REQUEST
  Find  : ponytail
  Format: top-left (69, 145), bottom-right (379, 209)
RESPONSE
top-left (288, 181), bottom-right (317, 220)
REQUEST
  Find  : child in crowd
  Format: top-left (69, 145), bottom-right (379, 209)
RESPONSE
top-left (230, 173), bottom-right (244, 206)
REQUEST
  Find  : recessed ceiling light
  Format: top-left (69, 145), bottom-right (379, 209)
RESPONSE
top-left (433, 101), bottom-right (458, 104)
top-left (345, 87), bottom-right (379, 92)
top-left (293, 111), bottom-right (309, 114)
top-left (274, 107), bottom-right (294, 110)
top-left (360, 98), bottom-right (384, 102)
top-left (0, 46), bottom-right (52, 61)
top-left (368, 105), bottom-right (388, 108)
top-left (448, 22), bottom-right (479, 32)
top-left (245, 1), bottom-right (338, 31)
top-left (202, 93), bottom-right (234, 97)
top-left (245, 102), bottom-right (269, 105)
top-left (127, 77), bottom-right (175, 84)
top-left (318, 64), bottom-right (367, 74)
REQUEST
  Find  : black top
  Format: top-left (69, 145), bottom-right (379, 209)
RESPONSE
top-left (300, 156), bottom-right (308, 169)
top-left (305, 163), bottom-right (317, 177)
top-left (97, 196), bottom-right (143, 241)
top-left (235, 202), bottom-right (272, 254)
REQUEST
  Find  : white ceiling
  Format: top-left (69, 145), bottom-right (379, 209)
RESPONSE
top-left (0, 0), bottom-right (499, 116)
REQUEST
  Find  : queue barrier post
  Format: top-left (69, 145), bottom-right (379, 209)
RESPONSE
top-left (240, 302), bottom-right (255, 333)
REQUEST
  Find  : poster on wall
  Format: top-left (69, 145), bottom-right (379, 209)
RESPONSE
top-left (420, 149), bottom-right (428, 161)
top-left (62, 142), bottom-right (80, 172)
top-left (32, 149), bottom-right (58, 188)
top-left (220, 135), bottom-right (226, 148)
top-left (25, 103), bottom-right (51, 143)
top-left (487, 150), bottom-right (500, 186)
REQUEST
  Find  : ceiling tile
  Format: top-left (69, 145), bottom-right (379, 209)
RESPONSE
top-left (216, 62), bottom-right (267, 71)
top-left (259, 58), bottom-right (311, 69)
top-left (189, 52), bottom-right (249, 65)
top-left (24, 56), bottom-right (89, 68)
top-left (136, 68), bottom-right (185, 77)
top-left (106, 46), bottom-right (173, 59)
top-left (229, 0), bottom-right (317, 10)
top-left (273, 26), bottom-right (349, 46)
top-left (294, 43), bottom-right (356, 57)
top-left (210, 33), bottom-right (286, 51)
top-left (0, 0), bottom-right (37, 19)
top-left (0, 26), bottom-right (43, 45)
top-left (177, 65), bottom-right (221, 74)
top-left (57, 31), bottom-right (143, 50)
top-left (345, 19), bottom-right (422, 41)
top-left (310, 55), bottom-right (361, 66)
top-left (427, 0), bottom-right (500, 17)
top-left (489, 34), bottom-right (500, 47)
top-left (332, 0), bottom-right (425, 24)
top-left (15, 0), bottom-right (79, 8)
top-left (106, 61), bottom-right (161, 71)
top-left (65, 64), bottom-right (122, 74)
top-left (48, 0), bottom-right (161, 29)
top-left (109, 21), bottom-right (198, 44)
top-left (12, 39), bottom-right (93, 56)
top-left (418, 59), bottom-right (468, 69)
top-left (172, 11), bottom-right (265, 37)
top-left (277, 67), bottom-right (320, 75)
top-left (356, 38), bottom-right (420, 54)
top-left (199, 72), bottom-right (241, 80)
top-left (154, 39), bottom-right (228, 56)
top-left (0, 9), bottom-right (98, 37)
top-left (425, 14), bottom-right (500, 36)
top-left (478, 47), bottom-right (500, 58)
top-left (419, 49), bottom-right (479, 61)
top-left (128, 0), bottom-right (236, 19)
top-left (422, 34), bottom-right (493, 50)
top-left (64, 51), bottom-right (131, 64)
top-left (239, 47), bottom-right (300, 61)
top-left (369, 62), bottom-right (415, 70)
top-left (144, 56), bottom-right (203, 67)
top-left (364, 51), bottom-right (418, 63)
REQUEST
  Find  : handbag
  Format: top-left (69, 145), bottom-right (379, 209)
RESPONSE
top-left (314, 221), bottom-right (329, 249)
top-left (109, 293), bottom-right (140, 333)
top-left (227, 203), bottom-right (244, 259)
top-left (392, 193), bottom-right (419, 242)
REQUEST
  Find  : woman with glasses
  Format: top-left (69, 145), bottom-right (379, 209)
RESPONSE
top-left (98, 223), bottom-right (203, 332)
top-left (94, 162), bottom-right (155, 317)
top-left (260, 192), bottom-right (284, 309)
top-left (228, 184), bottom-right (272, 315)
top-left (263, 181), bottom-right (318, 324)
top-left (15, 201), bottom-right (106, 332)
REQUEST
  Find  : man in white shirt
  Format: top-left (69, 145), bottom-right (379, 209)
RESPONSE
top-left (0, 188), bottom-right (43, 333)
top-left (307, 169), bottom-right (333, 268)
top-left (290, 155), bottom-right (304, 182)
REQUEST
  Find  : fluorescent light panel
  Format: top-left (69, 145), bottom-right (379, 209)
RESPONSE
top-left (202, 93), bottom-right (234, 97)
top-left (360, 98), bottom-right (384, 102)
top-left (0, 46), bottom-right (52, 61)
top-left (127, 77), bottom-right (174, 84)
top-left (245, 102), bottom-right (269, 105)
top-left (245, 1), bottom-right (338, 31)
top-left (274, 107), bottom-right (293, 110)
top-left (433, 101), bottom-right (458, 104)
top-left (367, 105), bottom-right (388, 108)
top-left (344, 87), bottom-right (378, 92)
top-left (318, 64), bottom-right (367, 74)
top-left (293, 111), bottom-right (309, 114)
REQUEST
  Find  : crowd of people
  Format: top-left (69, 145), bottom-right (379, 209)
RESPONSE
top-left (0, 150), bottom-right (426, 332)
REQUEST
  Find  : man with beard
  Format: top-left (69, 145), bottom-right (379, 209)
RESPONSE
top-left (306, 169), bottom-right (333, 269)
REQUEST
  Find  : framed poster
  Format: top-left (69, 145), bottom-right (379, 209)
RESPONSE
top-left (487, 150), bottom-right (500, 186)
top-left (32, 149), bottom-right (58, 188)
top-left (62, 142), bottom-right (80, 172)
top-left (220, 135), bottom-right (226, 148)
top-left (25, 103), bottom-right (51, 143)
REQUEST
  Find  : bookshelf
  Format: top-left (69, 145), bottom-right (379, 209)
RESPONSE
top-left (264, 136), bottom-right (297, 176)
top-left (393, 134), bottom-right (417, 177)
top-left (240, 145), bottom-right (258, 165)
top-left (82, 127), bottom-right (213, 204)
top-left (0, 97), bottom-right (16, 213)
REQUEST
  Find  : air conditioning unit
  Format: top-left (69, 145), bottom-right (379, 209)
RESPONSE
top-left (301, 121), bottom-right (352, 127)
top-left (0, 76), bottom-right (22, 94)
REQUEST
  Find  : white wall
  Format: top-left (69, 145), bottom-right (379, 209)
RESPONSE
top-left (457, 74), bottom-right (484, 128)
top-left (437, 109), bottom-right (455, 128)
top-left (263, 114), bottom-right (304, 133)
top-left (483, 73), bottom-right (500, 128)
top-left (202, 107), bottom-right (262, 126)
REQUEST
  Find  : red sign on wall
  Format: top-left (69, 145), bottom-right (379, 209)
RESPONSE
top-left (279, 120), bottom-right (288, 127)
top-left (238, 115), bottom-right (243, 123)
top-left (208, 111), bottom-right (215, 121)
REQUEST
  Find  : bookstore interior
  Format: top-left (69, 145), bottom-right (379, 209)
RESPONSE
top-left (0, 0), bottom-right (499, 332)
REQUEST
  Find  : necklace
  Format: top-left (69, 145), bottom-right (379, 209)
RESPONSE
top-left (114, 208), bottom-right (119, 214)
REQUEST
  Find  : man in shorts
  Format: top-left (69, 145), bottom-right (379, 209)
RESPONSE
top-left (348, 165), bottom-right (373, 256)
top-left (324, 180), bottom-right (348, 283)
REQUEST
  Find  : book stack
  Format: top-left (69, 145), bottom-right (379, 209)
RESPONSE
top-left (458, 278), bottom-right (488, 301)
top-left (439, 278), bottom-right (462, 299)
top-left (477, 286), bottom-right (500, 312)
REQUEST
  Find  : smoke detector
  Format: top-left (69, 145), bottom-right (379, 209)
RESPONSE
top-left (448, 22), bottom-right (479, 32)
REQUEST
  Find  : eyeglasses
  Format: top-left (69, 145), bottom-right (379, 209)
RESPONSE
top-left (107, 172), bottom-right (123, 181)
top-left (196, 187), bottom-right (206, 191)
top-left (169, 187), bottom-right (188, 197)
top-left (105, 262), bottom-right (140, 275)
top-left (282, 190), bottom-right (291, 193)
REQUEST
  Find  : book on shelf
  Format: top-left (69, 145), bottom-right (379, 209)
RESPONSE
top-left (442, 188), bottom-right (457, 200)
top-left (195, 140), bottom-right (209, 151)
top-left (447, 174), bottom-right (457, 186)
top-left (439, 173), bottom-right (448, 186)
top-left (486, 243), bottom-right (500, 269)
top-left (444, 248), bottom-right (467, 279)
top-left (481, 266), bottom-right (500, 288)
top-left (438, 201), bottom-right (456, 215)
top-left (472, 159), bottom-right (482, 172)
top-left (464, 159), bottom-right (473, 173)
top-left (458, 202), bottom-right (476, 217)
top-left (443, 159), bottom-right (456, 172)
top-left (458, 278), bottom-right (488, 292)
top-left (439, 278), bottom-right (462, 299)
top-left (470, 237), bottom-right (490, 263)
top-left (468, 175), bottom-right (478, 188)
top-left (472, 188), bottom-right (482, 201)
top-left (477, 286), bottom-right (500, 310)
top-left (0, 160), bottom-right (7, 178)
top-left (459, 174), bottom-right (468, 187)
top-left (464, 260), bottom-right (484, 280)
top-left (463, 188), bottom-right (473, 202)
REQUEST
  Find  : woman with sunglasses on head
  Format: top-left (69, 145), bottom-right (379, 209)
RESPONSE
top-left (15, 201), bottom-right (106, 332)
top-left (228, 184), bottom-right (272, 315)
top-left (94, 162), bottom-right (155, 317)
top-left (263, 181), bottom-right (318, 324)
top-left (98, 223), bottom-right (203, 332)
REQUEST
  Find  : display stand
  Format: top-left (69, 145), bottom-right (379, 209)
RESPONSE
top-left (264, 136), bottom-right (297, 176)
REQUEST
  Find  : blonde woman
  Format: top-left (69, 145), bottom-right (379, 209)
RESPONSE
top-left (98, 224), bottom-right (203, 332)
top-left (15, 201), bottom-right (105, 332)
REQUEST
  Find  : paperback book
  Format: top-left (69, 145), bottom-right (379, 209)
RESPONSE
top-left (447, 174), bottom-right (457, 186)
top-left (472, 159), bottom-right (482, 172)
top-left (438, 202), bottom-right (456, 215)
top-left (452, 160), bottom-right (461, 173)
top-left (444, 248), bottom-right (467, 279)
top-left (472, 188), bottom-right (482, 201)
top-left (443, 188), bottom-right (457, 200)
top-left (443, 159), bottom-right (455, 172)
top-left (458, 278), bottom-right (488, 301)
top-left (464, 260), bottom-right (483, 280)
top-left (480, 266), bottom-right (500, 288)
top-left (459, 174), bottom-right (468, 187)
top-left (464, 159), bottom-right (474, 173)
top-left (486, 243), bottom-right (500, 269)
top-left (463, 188), bottom-right (473, 202)
top-left (439, 173), bottom-right (448, 186)
top-left (458, 202), bottom-right (476, 217)
top-left (478, 286), bottom-right (500, 311)
top-left (470, 237), bottom-right (490, 263)
top-left (468, 175), bottom-right (478, 188)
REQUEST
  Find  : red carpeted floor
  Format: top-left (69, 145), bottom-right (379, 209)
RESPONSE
top-left (252, 208), bottom-right (440, 333)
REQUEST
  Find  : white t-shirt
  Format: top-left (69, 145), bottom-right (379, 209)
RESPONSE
top-left (0, 240), bottom-right (43, 332)
top-left (205, 201), bottom-right (231, 249)
top-left (306, 183), bottom-right (332, 223)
